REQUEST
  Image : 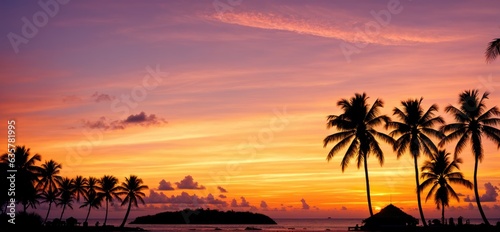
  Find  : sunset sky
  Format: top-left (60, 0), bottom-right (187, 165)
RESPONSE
top-left (1, 0), bottom-right (500, 221)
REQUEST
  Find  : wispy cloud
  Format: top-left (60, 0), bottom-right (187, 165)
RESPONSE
top-left (208, 11), bottom-right (454, 45)
top-left (91, 92), bottom-right (115, 103)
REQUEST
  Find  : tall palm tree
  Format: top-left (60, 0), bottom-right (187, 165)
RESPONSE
top-left (80, 191), bottom-right (103, 224)
top-left (485, 38), bottom-right (500, 63)
top-left (386, 98), bottom-right (444, 227)
top-left (117, 175), bottom-right (149, 227)
top-left (73, 176), bottom-right (88, 202)
top-left (57, 177), bottom-right (75, 220)
top-left (323, 93), bottom-right (394, 216)
top-left (439, 90), bottom-right (500, 225)
top-left (40, 189), bottom-right (59, 223)
top-left (37, 160), bottom-right (63, 193)
top-left (419, 150), bottom-right (473, 225)
top-left (1, 146), bottom-right (42, 211)
top-left (98, 175), bottom-right (121, 226)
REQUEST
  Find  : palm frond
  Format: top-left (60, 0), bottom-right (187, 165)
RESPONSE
top-left (485, 38), bottom-right (500, 63)
top-left (340, 139), bottom-right (359, 172)
top-left (326, 135), bottom-right (354, 161)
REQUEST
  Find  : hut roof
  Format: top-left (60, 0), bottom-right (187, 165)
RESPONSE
top-left (362, 204), bottom-right (418, 226)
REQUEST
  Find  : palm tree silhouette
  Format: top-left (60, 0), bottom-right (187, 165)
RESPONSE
top-left (80, 191), bottom-right (103, 224)
top-left (439, 90), bottom-right (500, 225)
top-left (57, 177), bottom-right (75, 220)
top-left (73, 176), bottom-right (88, 202)
top-left (419, 150), bottom-right (472, 225)
top-left (37, 159), bottom-right (63, 193)
top-left (85, 176), bottom-right (100, 196)
top-left (80, 176), bottom-right (102, 224)
top-left (387, 98), bottom-right (444, 226)
top-left (324, 93), bottom-right (393, 216)
top-left (40, 189), bottom-right (59, 223)
top-left (485, 38), bottom-right (500, 63)
top-left (98, 175), bottom-right (121, 226)
top-left (117, 175), bottom-right (149, 228)
top-left (1, 146), bottom-right (41, 211)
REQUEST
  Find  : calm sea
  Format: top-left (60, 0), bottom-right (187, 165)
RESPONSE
top-left (83, 218), bottom-right (500, 232)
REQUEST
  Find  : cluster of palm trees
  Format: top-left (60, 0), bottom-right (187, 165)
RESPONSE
top-left (0, 147), bottom-right (148, 228)
top-left (324, 89), bottom-right (500, 226)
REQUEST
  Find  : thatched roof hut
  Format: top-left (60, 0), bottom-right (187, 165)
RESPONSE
top-left (362, 204), bottom-right (418, 230)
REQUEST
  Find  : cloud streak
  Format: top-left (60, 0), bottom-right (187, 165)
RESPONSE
top-left (209, 11), bottom-right (453, 45)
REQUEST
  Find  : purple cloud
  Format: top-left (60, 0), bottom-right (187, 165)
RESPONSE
top-left (175, 175), bottom-right (205, 190)
top-left (158, 179), bottom-right (175, 191)
top-left (301, 198), bottom-right (310, 210)
top-left (81, 112), bottom-right (166, 130)
top-left (260, 201), bottom-right (268, 209)
top-left (464, 182), bottom-right (498, 202)
top-left (91, 91), bottom-right (115, 103)
top-left (123, 111), bottom-right (167, 125)
top-left (217, 186), bottom-right (227, 193)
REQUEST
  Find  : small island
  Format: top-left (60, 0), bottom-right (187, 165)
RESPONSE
top-left (130, 208), bottom-right (277, 224)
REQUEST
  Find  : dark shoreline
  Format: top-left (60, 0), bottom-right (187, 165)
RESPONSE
top-left (354, 224), bottom-right (499, 232)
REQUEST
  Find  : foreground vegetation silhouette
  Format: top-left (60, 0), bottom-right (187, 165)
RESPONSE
top-left (323, 93), bottom-right (394, 216)
top-left (387, 98), bottom-right (444, 227)
top-left (419, 150), bottom-right (472, 225)
top-left (325, 89), bottom-right (500, 227)
top-left (0, 146), bottom-right (148, 229)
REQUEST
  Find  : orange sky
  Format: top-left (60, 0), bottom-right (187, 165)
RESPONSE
top-left (1, 0), bottom-right (500, 221)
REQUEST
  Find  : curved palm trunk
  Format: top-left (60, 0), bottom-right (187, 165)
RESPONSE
top-left (414, 156), bottom-right (427, 226)
top-left (120, 200), bottom-right (132, 227)
top-left (44, 201), bottom-right (53, 223)
top-left (363, 156), bottom-right (374, 216)
top-left (84, 205), bottom-right (92, 223)
top-left (59, 204), bottom-right (66, 220)
top-left (474, 156), bottom-right (490, 225)
top-left (104, 200), bottom-right (109, 226)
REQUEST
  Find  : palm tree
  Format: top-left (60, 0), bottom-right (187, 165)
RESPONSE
top-left (98, 175), bottom-right (121, 226)
top-left (419, 150), bottom-right (473, 225)
top-left (57, 177), bottom-right (75, 220)
top-left (40, 189), bottom-right (59, 223)
top-left (1, 146), bottom-right (42, 211)
top-left (80, 191), bottom-right (103, 224)
top-left (439, 90), bottom-right (500, 225)
top-left (37, 159), bottom-right (63, 193)
top-left (117, 175), bottom-right (149, 227)
top-left (84, 176), bottom-right (99, 195)
top-left (485, 38), bottom-right (500, 63)
top-left (386, 98), bottom-right (444, 227)
top-left (323, 93), bottom-right (394, 216)
top-left (73, 176), bottom-right (88, 202)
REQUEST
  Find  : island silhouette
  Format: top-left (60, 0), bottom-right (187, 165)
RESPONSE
top-left (130, 208), bottom-right (277, 224)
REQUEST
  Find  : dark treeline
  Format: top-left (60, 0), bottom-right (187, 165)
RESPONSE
top-left (324, 89), bottom-right (500, 226)
top-left (0, 149), bottom-right (148, 228)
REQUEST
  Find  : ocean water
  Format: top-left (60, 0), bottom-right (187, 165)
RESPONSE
top-left (84, 218), bottom-right (363, 232)
top-left (83, 218), bottom-right (500, 232)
